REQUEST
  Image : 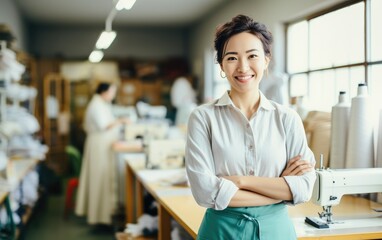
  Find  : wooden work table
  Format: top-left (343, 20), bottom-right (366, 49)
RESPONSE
top-left (125, 155), bottom-right (200, 240)
top-left (0, 158), bottom-right (40, 240)
top-left (124, 156), bottom-right (382, 240)
top-left (112, 140), bottom-right (144, 153)
top-left (112, 140), bottom-right (145, 207)
top-left (0, 188), bottom-right (7, 204)
top-left (289, 196), bottom-right (382, 240)
top-left (1, 158), bottom-right (39, 203)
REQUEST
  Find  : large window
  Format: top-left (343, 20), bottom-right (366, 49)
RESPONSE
top-left (287, 0), bottom-right (382, 111)
top-left (212, 56), bottom-right (230, 99)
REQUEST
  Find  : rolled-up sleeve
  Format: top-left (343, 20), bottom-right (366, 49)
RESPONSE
top-left (283, 111), bottom-right (316, 205)
top-left (186, 109), bottom-right (238, 210)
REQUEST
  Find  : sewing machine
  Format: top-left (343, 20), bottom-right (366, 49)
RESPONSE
top-left (146, 139), bottom-right (185, 169)
top-left (309, 166), bottom-right (382, 226)
top-left (124, 121), bottom-right (169, 142)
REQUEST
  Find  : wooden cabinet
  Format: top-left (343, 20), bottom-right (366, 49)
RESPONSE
top-left (117, 78), bottom-right (163, 106)
top-left (43, 73), bottom-right (70, 174)
top-left (116, 57), bottom-right (190, 108)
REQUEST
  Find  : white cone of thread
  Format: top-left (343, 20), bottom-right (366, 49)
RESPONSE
top-left (346, 83), bottom-right (375, 168)
top-left (377, 109), bottom-right (382, 167)
top-left (330, 91), bottom-right (350, 169)
top-left (378, 110), bottom-right (382, 204)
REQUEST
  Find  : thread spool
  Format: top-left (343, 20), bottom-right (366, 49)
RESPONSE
top-left (330, 91), bottom-right (350, 169)
top-left (346, 83), bottom-right (374, 168)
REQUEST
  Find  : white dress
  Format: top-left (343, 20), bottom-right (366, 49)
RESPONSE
top-left (75, 95), bottom-right (119, 224)
top-left (170, 77), bottom-right (197, 125)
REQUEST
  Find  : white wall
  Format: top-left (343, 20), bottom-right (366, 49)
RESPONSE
top-left (189, 0), bottom-right (345, 100)
top-left (0, 0), bottom-right (27, 50)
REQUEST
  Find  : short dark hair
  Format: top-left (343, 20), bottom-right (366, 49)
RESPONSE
top-left (214, 14), bottom-right (273, 65)
top-left (95, 82), bottom-right (112, 94)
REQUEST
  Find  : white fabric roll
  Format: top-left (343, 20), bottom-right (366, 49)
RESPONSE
top-left (330, 92), bottom-right (350, 169)
top-left (377, 109), bottom-right (382, 168)
top-left (346, 84), bottom-right (375, 168)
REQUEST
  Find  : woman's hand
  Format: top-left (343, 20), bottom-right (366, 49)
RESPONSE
top-left (281, 155), bottom-right (314, 177)
top-left (222, 155), bottom-right (314, 201)
top-left (118, 117), bottom-right (131, 125)
top-left (107, 117), bottom-right (131, 130)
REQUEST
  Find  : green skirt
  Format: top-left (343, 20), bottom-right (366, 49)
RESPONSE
top-left (197, 203), bottom-right (296, 240)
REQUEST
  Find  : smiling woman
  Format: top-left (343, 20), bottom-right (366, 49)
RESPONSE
top-left (220, 32), bottom-right (269, 118)
top-left (185, 14), bottom-right (316, 240)
top-left (215, 16), bottom-right (272, 119)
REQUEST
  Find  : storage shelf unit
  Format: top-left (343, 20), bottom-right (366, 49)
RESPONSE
top-left (43, 73), bottom-right (70, 174)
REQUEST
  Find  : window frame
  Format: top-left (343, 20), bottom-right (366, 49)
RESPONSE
top-left (285, 0), bottom-right (382, 111)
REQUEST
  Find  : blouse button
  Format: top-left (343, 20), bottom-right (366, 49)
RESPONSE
top-left (249, 170), bottom-right (254, 175)
top-left (249, 145), bottom-right (253, 150)
top-left (246, 123), bottom-right (250, 128)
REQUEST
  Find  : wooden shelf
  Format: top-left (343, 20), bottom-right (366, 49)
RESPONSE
top-left (43, 73), bottom-right (70, 174)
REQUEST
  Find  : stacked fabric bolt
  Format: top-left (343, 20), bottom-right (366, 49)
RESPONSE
top-left (0, 48), bottom-right (25, 83)
top-left (6, 83), bottom-right (37, 102)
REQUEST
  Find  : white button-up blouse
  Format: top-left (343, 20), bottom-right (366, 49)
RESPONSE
top-left (185, 91), bottom-right (316, 210)
top-left (84, 95), bottom-right (116, 133)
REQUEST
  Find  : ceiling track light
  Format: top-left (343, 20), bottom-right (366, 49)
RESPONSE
top-left (89, 50), bottom-right (104, 63)
top-left (89, 0), bottom-right (137, 62)
top-left (115, 0), bottom-right (136, 10)
top-left (95, 31), bottom-right (117, 49)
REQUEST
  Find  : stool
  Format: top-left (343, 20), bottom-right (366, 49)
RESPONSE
top-left (64, 177), bottom-right (79, 218)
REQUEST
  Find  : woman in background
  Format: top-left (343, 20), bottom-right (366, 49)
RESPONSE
top-left (170, 76), bottom-right (197, 126)
top-left (186, 15), bottom-right (316, 239)
top-left (76, 82), bottom-right (127, 225)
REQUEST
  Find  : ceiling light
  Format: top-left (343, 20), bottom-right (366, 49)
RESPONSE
top-left (95, 31), bottom-right (116, 49)
top-left (115, 0), bottom-right (136, 10)
top-left (88, 50), bottom-right (104, 63)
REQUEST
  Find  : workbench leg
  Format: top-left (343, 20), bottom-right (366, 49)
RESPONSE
top-left (136, 180), bottom-right (144, 219)
top-left (158, 204), bottom-right (171, 240)
top-left (126, 164), bottom-right (135, 223)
